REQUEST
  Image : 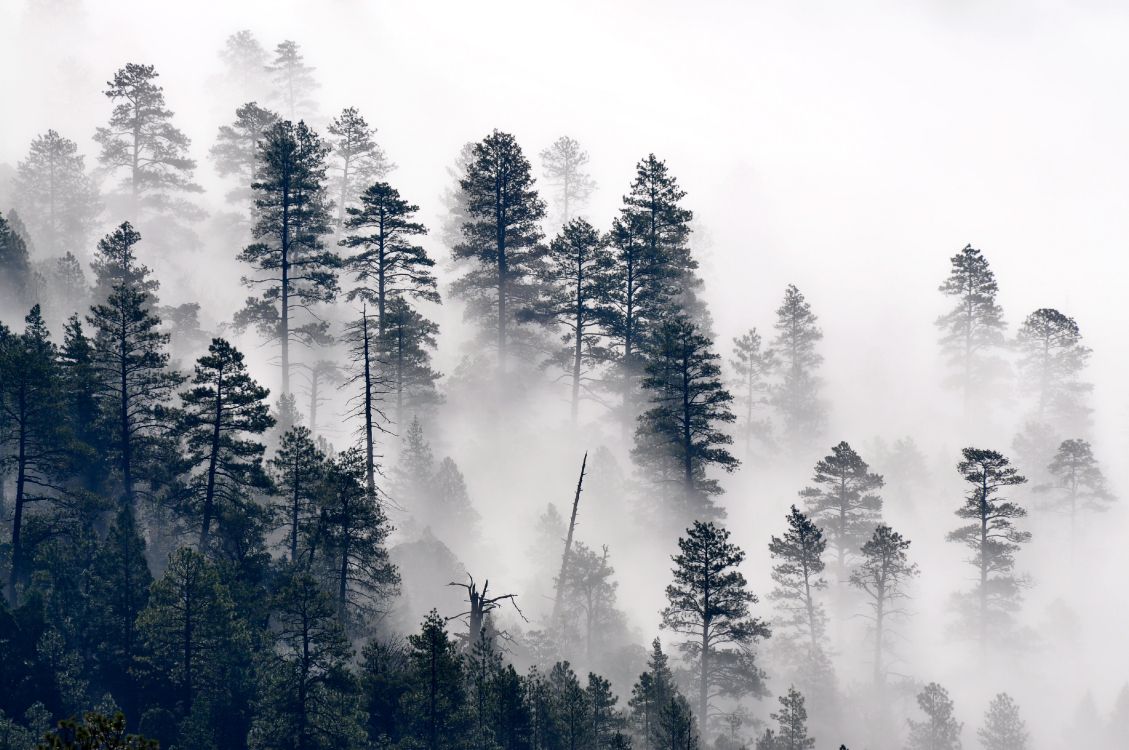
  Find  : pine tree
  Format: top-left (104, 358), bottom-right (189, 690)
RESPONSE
top-left (655, 694), bottom-right (698, 750)
top-left (358, 636), bottom-right (410, 747)
top-left (210, 101), bottom-right (279, 205)
top-left (946, 448), bottom-right (1029, 647)
top-left (0, 306), bottom-right (70, 603)
top-left (771, 688), bottom-right (815, 750)
top-left (548, 661), bottom-right (588, 750)
top-left (1043, 438), bottom-right (1113, 544)
top-left (60, 315), bottom-right (107, 494)
top-left (136, 547), bottom-right (250, 719)
top-left (253, 572), bottom-right (366, 750)
top-left (451, 129), bottom-right (547, 371)
top-left (632, 316), bottom-right (738, 524)
top-left (37, 710), bottom-right (158, 750)
top-left (428, 457), bottom-right (480, 548)
top-left (317, 448), bottom-right (399, 629)
top-left (558, 542), bottom-right (622, 664)
top-left (381, 297), bottom-right (442, 427)
top-left (343, 306), bottom-right (387, 500)
top-left (532, 218), bottom-right (614, 423)
top-left (1015, 308), bottom-right (1091, 434)
top-left (906, 682), bottom-right (962, 750)
top-left (848, 524), bottom-right (918, 685)
top-left (328, 107), bottom-right (395, 229)
top-left (799, 441), bottom-right (884, 588)
top-left (237, 119), bottom-right (340, 396)
top-left (178, 338), bottom-right (274, 553)
top-left (88, 223), bottom-right (182, 508)
top-left (629, 638), bottom-right (677, 750)
top-left (89, 220), bottom-right (159, 306)
top-left (401, 611), bottom-right (468, 750)
top-left (730, 328), bottom-right (775, 460)
top-left (219, 30), bottom-right (270, 104)
top-left (661, 521), bottom-right (769, 733)
top-left (768, 506), bottom-right (828, 652)
top-left (268, 41), bottom-right (319, 121)
top-left (268, 426), bottom-right (326, 563)
top-left (93, 63), bottom-right (201, 224)
top-left (40, 252), bottom-right (92, 325)
top-left (770, 285), bottom-right (825, 450)
top-left (587, 672), bottom-right (622, 750)
top-left (977, 693), bottom-right (1026, 750)
top-left (12, 130), bottom-right (101, 257)
top-left (394, 415), bottom-right (435, 508)
top-left (540, 136), bottom-right (596, 227)
top-left (0, 211), bottom-right (34, 307)
top-left (936, 244), bottom-right (1007, 414)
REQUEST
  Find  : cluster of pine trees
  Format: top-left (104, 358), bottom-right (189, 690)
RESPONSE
top-left (1, 28), bottom-right (1125, 750)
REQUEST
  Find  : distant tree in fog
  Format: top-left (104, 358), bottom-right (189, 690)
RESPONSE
top-left (209, 101), bottom-right (279, 205)
top-left (219, 30), bottom-right (270, 104)
top-left (768, 505), bottom-right (828, 652)
top-left (328, 107), bottom-right (395, 230)
top-left (451, 129), bottom-right (547, 372)
top-left (849, 524), bottom-right (918, 685)
top-left (662, 521), bottom-right (770, 730)
top-left (1015, 307), bottom-right (1092, 434)
top-left (947, 447), bottom-right (1029, 648)
top-left (235, 119), bottom-right (339, 397)
top-left (770, 687), bottom-right (815, 750)
top-left (13, 129), bottom-right (101, 257)
top-left (936, 244), bottom-right (1007, 416)
top-left (730, 327), bottom-right (775, 460)
top-left (633, 316), bottom-right (737, 524)
top-left (770, 284), bottom-right (825, 451)
top-left (907, 682), bottom-right (963, 750)
top-left (978, 693), bottom-right (1027, 750)
top-left (94, 63), bottom-right (202, 225)
top-left (558, 541), bottom-right (624, 663)
top-left (1043, 438), bottom-right (1113, 544)
top-left (267, 40), bottom-right (319, 121)
top-left (540, 135), bottom-right (597, 227)
top-left (0, 211), bottom-right (34, 307)
top-left (380, 298), bottom-right (442, 427)
top-left (800, 440), bottom-right (884, 589)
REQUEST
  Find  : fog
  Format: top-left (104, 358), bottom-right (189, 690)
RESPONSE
top-left (2, 0), bottom-right (1128, 748)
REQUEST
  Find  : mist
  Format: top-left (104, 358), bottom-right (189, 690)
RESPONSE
top-left (1, 1), bottom-right (1128, 749)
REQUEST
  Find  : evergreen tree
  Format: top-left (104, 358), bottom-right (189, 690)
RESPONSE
top-left (548, 661), bottom-right (588, 750)
top-left (936, 244), bottom-right (1007, 414)
top-left (236, 119), bottom-right (340, 396)
top-left (428, 457), bottom-right (480, 547)
top-left (655, 694), bottom-right (697, 750)
top-left (268, 41), bottom-right (319, 121)
top-left (358, 636), bottom-right (410, 747)
top-left (89, 221), bottom-right (159, 306)
top-left (661, 521), bottom-right (769, 733)
top-left (1015, 308), bottom-right (1091, 434)
top-left (219, 30), bottom-right (270, 104)
top-left (558, 542), bottom-right (623, 664)
top-left (768, 506), bottom-right (828, 652)
top-left (297, 359), bottom-right (343, 436)
top-left (799, 441), bottom-right (884, 588)
top-left (400, 611), bottom-right (468, 750)
top-left (946, 448), bottom-right (1030, 647)
top-left (977, 693), bottom-right (1027, 750)
top-left (540, 136), bottom-right (596, 227)
top-left (848, 524), bottom-right (918, 685)
top-left (177, 338), bottom-right (274, 553)
top-left (451, 129), bottom-right (547, 371)
top-left (253, 572), bottom-right (366, 750)
top-left (210, 101), bottom-right (279, 205)
top-left (0, 307), bottom-right (70, 603)
top-left (628, 639), bottom-right (677, 750)
top-left (587, 672), bottom-right (622, 750)
top-left (0, 212), bottom-right (34, 308)
top-left (40, 252), bottom-right (92, 325)
top-left (37, 710), bottom-right (158, 750)
top-left (93, 63), bottom-right (201, 224)
top-left (381, 298), bottom-right (442, 427)
top-left (12, 130), bottom-right (101, 257)
top-left (906, 683), bottom-right (962, 750)
top-left (532, 218), bottom-right (614, 423)
top-left (730, 328), bottom-right (775, 460)
top-left (1043, 438), bottom-right (1113, 544)
top-left (59, 315), bottom-right (107, 494)
top-left (770, 284), bottom-right (825, 450)
top-left (632, 316), bottom-right (737, 524)
top-left (88, 224), bottom-right (182, 508)
top-left (268, 426), bottom-right (327, 563)
top-left (770, 688), bottom-right (814, 750)
top-left (317, 448), bottom-right (399, 629)
top-left (136, 547), bottom-right (250, 723)
top-left (328, 108), bottom-right (395, 229)
top-left (393, 416), bottom-right (434, 509)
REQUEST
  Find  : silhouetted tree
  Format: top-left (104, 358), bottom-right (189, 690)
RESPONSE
top-left (343, 306), bottom-right (387, 499)
top-left (37, 710), bottom-right (158, 750)
top-left (848, 524), bottom-right (918, 685)
top-left (0, 211), bottom-right (34, 307)
top-left (452, 130), bottom-right (547, 371)
top-left (633, 316), bottom-right (737, 524)
top-left (269, 426), bottom-right (327, 563)
top-left (268, 41), bottom-right (319, 121)
top-left (1015, 308), bottom-right (1091, 434)
top-left (328, 108), bottom-right (394, 229)
top-left (13, 130), bottom-right (101, 257)
top-left (906, 682), bottom-right (962, 750)
top-left (936, 244), bottom-right (1007, 415)
top-left (400, 611), bottom-right (468, 750)
top-left (540, 136), bottom-right (596, 227)
top-left (770, 285), bottom-right (825, 449)
top-left (947, 448), bottom-right (1029, 647)
top-left (768, 506), bottom-right (828, 652)
top-left (381, 297), bottom-right (442, 426)
top-left (661, 521), bottom-right (769, 732)
top-left (730, 328), bottom-right (775, 459)
top-left (629, 638), bottom-right (678, 750)
top-left (978, 693), bottom-right (1027, 750)
top-left (1043, 438), bottom-right (1113, 545)
top-left (236, 119), bottom-right (339, 396)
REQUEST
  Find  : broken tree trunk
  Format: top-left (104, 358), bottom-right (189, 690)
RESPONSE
top-left (551, 451), bottom-right (587, 622)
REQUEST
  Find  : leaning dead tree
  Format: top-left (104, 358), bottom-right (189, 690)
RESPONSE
top-left (551, 451), bottom-right (588, 622)
top-left (447, 574), bottom-right (526, 644)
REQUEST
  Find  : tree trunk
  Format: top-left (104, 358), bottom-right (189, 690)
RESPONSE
top-left (362, 308), bottom-right (377, 499)
top-left (198, 373), bottom-right (224, 551)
